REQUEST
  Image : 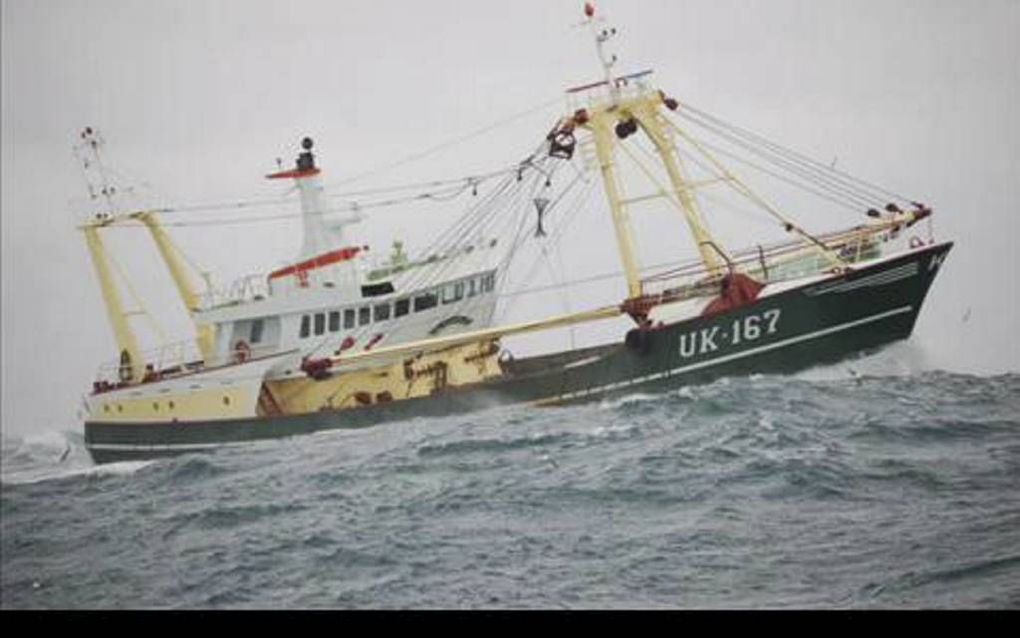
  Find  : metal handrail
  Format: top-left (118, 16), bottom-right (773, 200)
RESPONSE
top-left (93, 338), bottom-right (282, 387)
top-left (639, 224), bottom-right (887, 299)
top-left (200, 273), bottom-right (270, 309)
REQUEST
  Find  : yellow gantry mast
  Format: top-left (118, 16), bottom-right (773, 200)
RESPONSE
top-left (74, 128), bottom-right (216, 383)
top-left (131, 211), bottom-right (217, 361)
top-left (581, 95), bottom-right (729, 294)
top-left (81, 222), bottom-right (145, 383)
top-left (573, 4), bottom-right (729, 301)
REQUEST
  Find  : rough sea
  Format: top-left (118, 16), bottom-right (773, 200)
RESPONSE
top-left (3, 351), bottom-right (1019, 609)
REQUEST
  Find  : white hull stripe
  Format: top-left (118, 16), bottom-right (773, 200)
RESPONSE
top-left (551, 305), bottom-right (915, 403)
top-left (87, 307), bottom-right (915, 452)
top-left (807, 263), bottom-right (918, 296)
top-left (87, 441), bottom-right (250, 453)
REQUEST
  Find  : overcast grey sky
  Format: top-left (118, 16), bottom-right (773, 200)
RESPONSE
top-left (2, 0), bottom-right (1018, 436)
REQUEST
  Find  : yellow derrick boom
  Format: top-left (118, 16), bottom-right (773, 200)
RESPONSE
top-left (323, 304), bottom-right (623, 371)
top-left (82, 224), bottom-right (145, 383)
top-left (131, 211), bottom-right (216, 362)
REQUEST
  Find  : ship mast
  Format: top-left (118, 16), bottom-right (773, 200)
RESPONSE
top-left (575, 2), bottom-right (728, 300)
top-left (74, 127), bottom-right (219, 376)
top-left (130, 210), bottom-right (217, 361)
top-left (75, 128), bottom-right (146, 383)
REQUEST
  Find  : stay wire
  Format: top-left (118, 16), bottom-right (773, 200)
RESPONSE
top-left (677, 102), bottom-right (913, 206)
top-left (676, 109), bottom-right (880, 211)
top-left (321, 96), bottom-right (564, 190)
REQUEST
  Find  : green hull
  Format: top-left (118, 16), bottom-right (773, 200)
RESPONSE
top-left (85, 243), bottom-right (952, 464)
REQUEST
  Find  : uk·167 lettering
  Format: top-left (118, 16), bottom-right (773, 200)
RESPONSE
top-left (679, 309), bottom-right (782, 359)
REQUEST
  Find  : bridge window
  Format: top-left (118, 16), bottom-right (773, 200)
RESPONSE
top-left (375, 303), bottom-right (391, 322)
top-left (443, 282), bottom-right (465, 305)
top-left (414, 291), bottom-right (438, 312)
top-left (314, 313), bottom-right (326, 336)
top-left (329, 311), bottom-right (340, 332)
top-left (344, 309), bottom-right (356, 329)
top-left (359, 307), bottom-right (371, 326)
top-left (481, 272), bottom-right (496, 293)
top-left (250, 319), bottom-right (265, 344)
top-left (468, 279), bottom-right (478, 297)
top-left (395, 298), bottom-right (410, 317)
top-left (299, 315), bottom-right (310, 338)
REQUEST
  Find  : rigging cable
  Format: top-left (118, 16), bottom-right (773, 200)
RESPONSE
top-left (675, 108), bottom-right (879, 211)
top-left (663, 116), bottom-right (846, 267)
top-left (321, 96), bottom-right (565, 189)
top-left (675, 102), bottom-right (913, 207)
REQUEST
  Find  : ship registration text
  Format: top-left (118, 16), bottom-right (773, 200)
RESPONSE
top-left (679, 309), bottom-right (782, 359)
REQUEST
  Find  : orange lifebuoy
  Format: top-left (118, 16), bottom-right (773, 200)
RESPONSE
top-left (234, 340), bottom-right (252, 364)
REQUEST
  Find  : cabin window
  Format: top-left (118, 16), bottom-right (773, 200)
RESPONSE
top-left (299, 315), bottom-right (311, 338)
top-left (329, 311), bottom-right (340, 332)
top-left (468, 279), bottom-right (478, 298)
top-left (375, 303), bottom-right (391, 322)
top-left (361, 282), bottom-right (395, 298)
top-left (414, 291), bottom-right (438, 312)
top-left (443, 282), bottom-right (465, 305)
top-left (482, 272), bottom-right (496, 293)
top-left (344, 309), bottom-right (356, 329)
top-left (359, 307), bottom-right (371, 326)
top-left (314, 313), bottom-right (326, 336)
top-left (395, 299), bottom-right (410, 317)
top-left (250, 319), bottom-right (265, 344)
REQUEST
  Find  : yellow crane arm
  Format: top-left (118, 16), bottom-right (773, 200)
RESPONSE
top-left (82, 225), bottom-right (144, 383)
top-left (131, 211), bottom-right (217, 362)
top-left (326, 304), bottom-right (623, 371)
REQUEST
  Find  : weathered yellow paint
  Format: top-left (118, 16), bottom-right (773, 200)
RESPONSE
top-left (96, 385), bottom-right (257, 423)
top-left (267, 341), bottom-right (504, 414)
top-left (133, 211), bottom-right (217, 362)
top-left (629, 99), bottom-right (727, 278)
top-left (588, 108), bottom-right (644, 299)
top-left (322, 304), bottom-right (620, 369)
top-left (578, 90), bottom-right (730, 295)
top-left (83, 224), bottom-right (145, 384)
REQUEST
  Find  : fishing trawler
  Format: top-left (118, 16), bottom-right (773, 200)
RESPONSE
top-left (80, 3), bottom-right (951, 463)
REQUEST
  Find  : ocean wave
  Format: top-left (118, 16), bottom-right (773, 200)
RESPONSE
top-left (3, 370), bottom-right (1019, 608)
top-left (0, 429), bottom-right (152, 486)
top-left (416, 432), bottom-right (571, 459)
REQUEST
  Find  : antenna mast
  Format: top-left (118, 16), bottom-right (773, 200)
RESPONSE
top-left (73, 127), bottom-right (119, 218)
top-left (584, 2), bottom-right (620, 105)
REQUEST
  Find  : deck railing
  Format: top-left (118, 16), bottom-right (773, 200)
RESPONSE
top-left (92, 337), bottom-right (282, 393)
top-left (199, 274), bottom-right (270, 310)
top-left (638, 225), bottom-right (889, 300)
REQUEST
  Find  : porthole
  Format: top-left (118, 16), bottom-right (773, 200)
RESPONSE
top-left (223, 396), bottom-right (231, 406)
top-left (153, 402), bottom-right (159, 411)
top-left (168, 401), bottom-right (175, 410)
top-left (103, 404), bottom-right (110, 413)
top-left (117, 404), bottom-right (123, 412)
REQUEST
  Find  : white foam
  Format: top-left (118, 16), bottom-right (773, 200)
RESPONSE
top-left (597, 392), bottom-right (660, 410)
top-left (1, 459), bottom-right (153, 486)
top-left (792, 341), bottom-right (933, 382)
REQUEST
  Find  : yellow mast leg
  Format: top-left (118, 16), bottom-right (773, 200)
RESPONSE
top-left (630, 98), bottom-right (727, 278)
top-left (588, 109), bottom-right (644, 299)
top-left (132, 211), bottom-right (217, 362)
top-left (83, 224), bottom-right (144, 384)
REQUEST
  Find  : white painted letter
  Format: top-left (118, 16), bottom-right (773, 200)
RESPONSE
top-left (699, 327), bottom-right (720, 354)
